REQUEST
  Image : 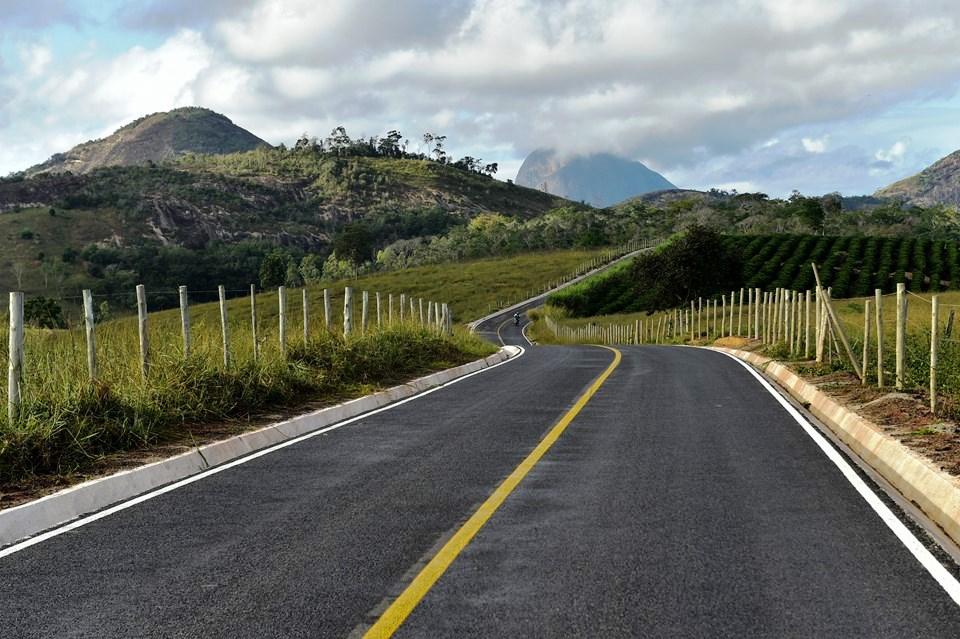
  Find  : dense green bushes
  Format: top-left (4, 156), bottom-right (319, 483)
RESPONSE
top-left (549, 231), bottom-right (960, 318)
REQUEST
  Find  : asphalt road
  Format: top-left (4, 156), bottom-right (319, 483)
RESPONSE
top-left (2, 309), bottom-right (960, 636)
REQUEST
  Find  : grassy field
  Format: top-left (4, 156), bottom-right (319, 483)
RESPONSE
top-left (0, 206), bottom-right (129, 295)
top-left (0, 247), bottom-right (607, 486)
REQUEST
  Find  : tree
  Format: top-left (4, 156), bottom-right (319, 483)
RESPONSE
top-left (788, 191), bottom-right (826, 234)
top-left (333, 223), bottom-right (374, 268)
top-left (24, 297), bottom-right (66, 329)
top-left (630, 225), bottom-right (741, 312)
top-left (285, 261), bottom-right (303, 287)
top-left (431, 135), bottom-right (447, 163)
top-left (259, 249), bottom-right (291, 288)
top-left (377, 130), bottom-right (403, 157)
top-left (299, 254), bottom-right (324, 283)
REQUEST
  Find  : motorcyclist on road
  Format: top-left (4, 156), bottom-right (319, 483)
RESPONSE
top-left (513, 312), bottom-right (521, 326)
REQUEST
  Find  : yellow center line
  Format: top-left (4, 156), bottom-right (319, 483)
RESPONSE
top-left (363, 346), bottom-right (622, 639)
top-left (495, 317), bottom-right (512, 345)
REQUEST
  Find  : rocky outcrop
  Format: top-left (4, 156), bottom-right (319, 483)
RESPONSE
top-left (876, 150), bottom-right (960, 207)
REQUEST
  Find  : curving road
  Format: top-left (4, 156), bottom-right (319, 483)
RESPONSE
top-left (1, 307), bottom-right (960, 637)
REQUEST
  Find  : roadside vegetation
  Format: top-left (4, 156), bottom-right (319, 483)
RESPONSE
top-left (549, 227), bottom-right (960, 318)
top-left (0, 247), bottom-right (611, 490)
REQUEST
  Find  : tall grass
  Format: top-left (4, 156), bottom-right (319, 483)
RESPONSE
top-left (0, 300), bottom-right (493, 484)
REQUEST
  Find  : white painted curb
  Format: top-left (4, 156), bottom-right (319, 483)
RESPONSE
top-left (0, 345), bottom-right (521, 548)
top-left (711, 346), bottom-right (960, 548)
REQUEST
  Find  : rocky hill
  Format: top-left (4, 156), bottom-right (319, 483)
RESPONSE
top-left (0, 112), bottom-right (575, 298)
top-left (515, 149), bottom-right (676, 207)
top-left (876, 150), bottom-right (960, 206)
top-left (25, 107), bottom-right (269, 176)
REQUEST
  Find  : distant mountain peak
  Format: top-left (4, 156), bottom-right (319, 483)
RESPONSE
top-left (876, 150), bottom-right (960, 206)
top-left (25, 107), bottom-right (269, 176)
top-left (515, 148), bottom-right (676, 207)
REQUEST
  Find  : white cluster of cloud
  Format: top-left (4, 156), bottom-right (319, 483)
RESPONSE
top-left (2, 0), bottom-right (960, 195)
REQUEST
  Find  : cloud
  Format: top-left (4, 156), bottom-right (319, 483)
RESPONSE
top-left (802, 136), bottom-right (828, 153)
top-left (2, 0), bottom-right (82, 28)
top-left (115, 0), bottom-right (259, 32)
top-left (3, 0), bottom-right (960, 198)
top-left (875, 140), bottom-right (907, 163)
top-left (18, 44), bottom-right (52, 77)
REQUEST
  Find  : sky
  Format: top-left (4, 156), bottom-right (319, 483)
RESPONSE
top-left (2, 0), bottom-right (960, 197)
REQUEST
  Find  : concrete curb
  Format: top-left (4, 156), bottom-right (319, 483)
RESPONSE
top-left (711, 346), bottom-right (960, 548)
top-left (0, 345), bottom-right (522, 548)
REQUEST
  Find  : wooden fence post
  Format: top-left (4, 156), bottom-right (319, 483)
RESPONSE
top-left (812, 264), bottom-right (862, 379)
top-left (177, 286), bottom-right (190, 358)
top-left (419, 298), bottom-right (424, 325)
top-left (219, 285), bottom-right (230, 368)
top-left (302, 289), bottom-right (310, 344)
top-left (875, 289), bottom-right (884, 387)
top-left (400, 293), bottom-right (406, 323)
top-left (344, 287), bottom-right (354, 337)
top-left (754, 288), bottom-right (761, 340)
top-left (389, 294), bottom-right (394, 325)
top-left (792, 291), bottom-right (799, 353)
top-left (427, 299), bottom-right (433, 325)
top-left (721, 295), bottom-right (726, 338)
top-left (862, 299), bottom-right (871, 385)
top-left (278, 286), bottom-right (287, 354)
top-left (815, 288), bottom-right (824, 362)
top-left (698, 297), bottom-right (702, 338)
top-left (323, 288), bottom-right (331, 331)
top-left (376, 292), bottom-right (382, 327)
top-left (8, 292), bottom-right (23, 423)
top-left (896, 282), bottom-right (906, 390)
top-left (250, 284), bottom-right (259, 361)
top-left (362, 290), bottom-right (369, 333)
top-left (931, 295), bottom-right (939, 413)
top-left (738, 288), bottom-right (744, 336)
top-left (83, 289), bottom-right (97, 381)
top-left (137, 284), bottom-right (149, 379)
top-left (729, 290), bottom-right (735, 337)
top-left (804, 290), bottom-right (811, 358)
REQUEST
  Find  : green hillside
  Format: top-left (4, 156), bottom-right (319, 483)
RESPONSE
top-left (549, 232), bottom-right (960, 317)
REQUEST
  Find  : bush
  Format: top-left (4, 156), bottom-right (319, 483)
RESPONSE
top-left (24, 297), bottom-right (66, 329)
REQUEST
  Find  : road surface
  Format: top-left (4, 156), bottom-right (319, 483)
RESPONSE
top-left (2, 308), bottom-right (959, 637)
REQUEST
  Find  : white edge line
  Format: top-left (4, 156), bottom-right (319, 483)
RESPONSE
top-left (0, 346), bottom-right (526, 559)
top-left (716, 349), bottom-right (960, 605)
top-left (495, 318), bottom-right (511, 346)
top-left (521, 321), bottom-right (535, 346)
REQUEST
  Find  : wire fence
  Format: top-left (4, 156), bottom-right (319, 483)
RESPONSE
top-left (1, 283), bottom-right (455, 424)
top-left (543, 264), bottom-right (960, 417)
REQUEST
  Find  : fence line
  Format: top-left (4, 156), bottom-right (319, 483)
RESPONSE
top-left (540, 261), bottom-right (952, 416)
top-left (2, 281), bottom-right (461, 423)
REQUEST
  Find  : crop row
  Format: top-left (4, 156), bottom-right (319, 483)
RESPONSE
top-left (725, 235), bottom-right (960, 298)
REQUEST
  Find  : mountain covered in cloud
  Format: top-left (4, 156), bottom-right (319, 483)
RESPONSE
top-left (876, 149), bottom-right (960, 206)
top-left (25, 107), bottom-right (269, 176)
top-left (515, 149), bottom-right (676, 208)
